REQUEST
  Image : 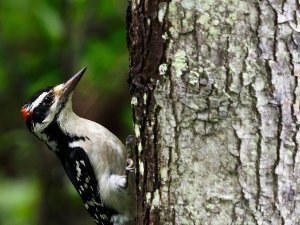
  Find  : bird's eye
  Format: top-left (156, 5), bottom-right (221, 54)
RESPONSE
top-left (43, 95), bottom-right (53, 105)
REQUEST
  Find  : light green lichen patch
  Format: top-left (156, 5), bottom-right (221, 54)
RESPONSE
top-left (162, 32), bottom-right (168, 40)
top-left (179, 216), bottom-right (191, 225)
top-left (159, 63), bottom-right (168, 76)
top-left (172, 49), bottom-right (188, 77)
top-left (169, 27), bottom-right (178, 38)
top-left (189, 69), bottom-right (200, 85)
top-left (213, 19), bottom-right (220, 26)
top-left (225, 13), bottom-right (237, 26)
top-left (182, 11), bottom-right (195, 32)
top-left (152, 190), bottom-right (160, 207)
top-left (168, 2), bottom-right (183, 34)
top-left (199, 0), bottom-right (213, 11)
top-left (180, 0), bottom-right (195, 9)
top-left (204, 203), bottom-right (216, 210)
top-left (197, 14), bottom-right (211, 30)
top-left (160, 167), bottom-right (168, 182)
top-left (208, 26), bottom-right (220, 38)
top-left (253, 76), bottom-right (265, 92)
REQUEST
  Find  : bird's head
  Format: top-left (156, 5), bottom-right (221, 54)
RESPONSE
top-left (21, 67), bottom-right (86, 134)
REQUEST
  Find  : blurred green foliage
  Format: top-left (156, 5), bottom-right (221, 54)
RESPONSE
top-left (0, 178), bottom-right (40, 225)
top-left (0, 1), bottom-right (131, 224)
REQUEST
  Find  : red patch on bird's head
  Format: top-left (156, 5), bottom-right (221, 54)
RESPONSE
top-left (21, 105), bottom-right (32, 120)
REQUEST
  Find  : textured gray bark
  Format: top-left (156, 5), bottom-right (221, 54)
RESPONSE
top-left (127, 0), bottom-right (300, 224)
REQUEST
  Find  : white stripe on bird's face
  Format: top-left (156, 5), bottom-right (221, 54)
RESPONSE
top-left (30, 92), bottom-right (48, 112)
top-left (30, 91), bottom-right (62, 139)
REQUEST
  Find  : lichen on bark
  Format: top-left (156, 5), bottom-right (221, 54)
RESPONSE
top-left (127, 0), bottom-right (300, 224)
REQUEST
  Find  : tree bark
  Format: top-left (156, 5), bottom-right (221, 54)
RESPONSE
top-left (127, 0), bottom-right (300, 224)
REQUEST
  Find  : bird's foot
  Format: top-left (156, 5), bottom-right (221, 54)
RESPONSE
top-left (118, 159), bottom-right (135, 190)
top-left (126, 159), bottom-right (135, 173)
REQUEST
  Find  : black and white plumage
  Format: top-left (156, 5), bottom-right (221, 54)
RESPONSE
top-left (21, 68), bottom-right (136, 225)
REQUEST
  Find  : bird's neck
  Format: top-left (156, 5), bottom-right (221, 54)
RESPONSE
top-left (42, 101), bottom-right (88, 153)
top-left (57, 100), bottom-right (78, 128)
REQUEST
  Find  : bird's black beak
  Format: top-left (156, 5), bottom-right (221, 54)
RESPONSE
top-left (63, 67), bottom-right (86, 96)
top-left (55, 67), bottom-right (86, 102)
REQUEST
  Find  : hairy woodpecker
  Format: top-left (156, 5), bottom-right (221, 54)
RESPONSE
top-left (21, 68), bottom-right (136, 225)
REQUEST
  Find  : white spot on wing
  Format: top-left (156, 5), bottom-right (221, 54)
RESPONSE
top-left (76, 161), bottom-right (82, 178)
top-left (69, 140), bottom-right (86, 148)
top-left (80, 160), bottom-right (86, 166)
top-left (87, 198), bottom-right (101, 206)
top-left (100, 214), bottom-right (108, 220)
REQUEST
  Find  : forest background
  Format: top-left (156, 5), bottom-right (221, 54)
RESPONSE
top-left (0, 1), bottom-right (130, 225)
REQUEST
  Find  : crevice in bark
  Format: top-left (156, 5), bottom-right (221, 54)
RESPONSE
top-left (171, 208), bottom-right (176, 224)
top-left (254, 1), bottom-right (262, 57)
top-left (168, 66), bottom-right (181, 225)
top-left (153, 106), bottom-right (161, 191)
top-left (267, 0), bottom-right (278, 62)
top-left (248, 84), bottom-right (262, 209)
top-left (265, 60), bottom-right (275, 96)
top-left (287, 42), bottom-right (295, 78)
top-left (167, 146), bottom-right (172, 208)
top-left (281, 0), bottom-right (286, 13)
top-left (225, 35), bottom-right (232, 96)
top-left (256, 111), bottom-right (262, 208)
top-left (296, 0), bottom-right (300, 10)
top-left (288, 46), bottom-right (296, 118)
top-left (288, 39), bottom-right (298, 167)
top-left (274, 104), bottom-right (282, 212)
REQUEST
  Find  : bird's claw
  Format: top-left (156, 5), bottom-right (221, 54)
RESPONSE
top-left (126, 159), bottom-right (135, 173)
top-left (120, 159), bottom-right (135, 189)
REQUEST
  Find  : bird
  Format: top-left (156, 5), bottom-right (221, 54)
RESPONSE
top-left (20, 67), bottom-right (136, 225)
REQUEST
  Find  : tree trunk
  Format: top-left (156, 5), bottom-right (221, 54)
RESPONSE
top-left (127, 0), bottom-right (300, 224)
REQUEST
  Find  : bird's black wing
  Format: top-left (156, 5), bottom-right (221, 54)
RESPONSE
top-left (57, 147), bottom-right (117, 225)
